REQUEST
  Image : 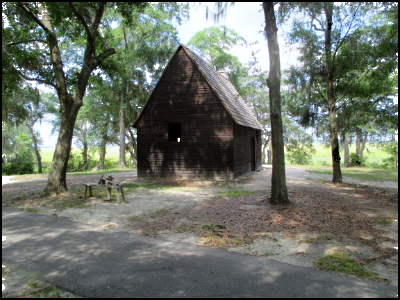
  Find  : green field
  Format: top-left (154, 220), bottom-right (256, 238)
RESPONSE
top-left (41, 146), bottom-right (122, 164)
top-left (310, 143), bottom-right (391, 166)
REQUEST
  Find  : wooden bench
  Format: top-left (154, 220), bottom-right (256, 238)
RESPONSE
top-left (82, 175), bottom-right (125, 204)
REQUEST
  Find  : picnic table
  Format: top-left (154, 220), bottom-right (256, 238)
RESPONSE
top-left (82, 175), bottom-right (125, 204)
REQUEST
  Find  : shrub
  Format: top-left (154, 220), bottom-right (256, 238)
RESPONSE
top-left (2, 161), bottom-right (34, 175)
top-left (349, 153), bottom-right (365, 167)
top-left (67, 150), bottom-right (99, 172)
top-left (365, 161), bottom-right (382, 169)
top-left (126, 158), bottom-right (137, 168)
top-left (286, 140), bottom-right (316, 165)
top-left (104, 158), bottom-right (118, 170)
top-left (381, 141), bottom-right (398, 170)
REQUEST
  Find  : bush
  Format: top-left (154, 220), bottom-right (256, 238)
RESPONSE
top-left (67, 150), bottom-right (98, 173)
top-left (365, 161), bottom-right (382, 169)
top-left (2, 161), bottom-right (34, 175)
top-left (286, 148), bottom-right (314, 165)
top-left (349, 153), bottom-right (366, 167)
top-left (42, 163), bottom-right (52, 174)
top-left (104, 158), bottom-right (118, 170)
top-left (381, 141), bottom-right (398, 170)
top-left (286, 140), bottom-right (316, 165)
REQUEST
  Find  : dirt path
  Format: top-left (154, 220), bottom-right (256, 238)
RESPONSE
top-left (2, 167), bottom-right (398, 287)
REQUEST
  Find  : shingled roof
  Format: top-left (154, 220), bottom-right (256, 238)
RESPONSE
top-left (133, 44), bottom-right (264, 131)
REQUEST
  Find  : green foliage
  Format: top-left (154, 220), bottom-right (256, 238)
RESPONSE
top-left (2, 127), bottom-right (35, 172)
top-left (282, 3), bottom-right (398, 151)
top-left (126, 156), bottom-right (137, 168)
top-left (381, 141), bottom-right (398, 170)
top-left (67, 150), bottom-right (98, 173)
top-left (349, 153), bottom-right (366, 167)
top-left (285, 124), bottom-right (316, 165)
top-left (286, 141), bottom-right (316, 165)
top-left (2, 161), bottom-right (34, 175)
top-left (80, 3), bottom-right (183, 160)
top-left (187, 25), bottom-right (248, 95)
top-left (104, 157), bottom-right (119, 170)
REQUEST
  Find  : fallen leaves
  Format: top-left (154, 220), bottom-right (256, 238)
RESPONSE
top-left (135, 183), bottom-right (398, 255)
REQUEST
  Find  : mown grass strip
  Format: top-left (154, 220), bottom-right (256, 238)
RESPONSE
top-left (316, 250), bottom-right (378, 281)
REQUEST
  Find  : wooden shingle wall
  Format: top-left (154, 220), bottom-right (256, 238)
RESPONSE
top-left (136, 48), bottom-right (234, 179)
top-left (233, 124), bottom-right (262, 178)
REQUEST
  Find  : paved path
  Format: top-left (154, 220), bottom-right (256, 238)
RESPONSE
top-left (2, 207), bottom-right (397, 298)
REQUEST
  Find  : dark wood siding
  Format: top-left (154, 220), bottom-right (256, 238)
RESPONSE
top-left (137, 48), bottom-right (234, 179)
top-left (233, 124), bottom-right (263, 177)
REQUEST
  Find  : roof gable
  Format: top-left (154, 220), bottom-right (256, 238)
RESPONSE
top-left (133, 45), bottom-right (263, 131)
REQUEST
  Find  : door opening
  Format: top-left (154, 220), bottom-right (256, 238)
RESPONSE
top-left (251, 137), bottom-right (255, 171)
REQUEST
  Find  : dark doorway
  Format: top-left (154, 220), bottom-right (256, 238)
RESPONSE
top-left (168, 122), bottom-right (181, 142)
top-left (251, 137), bottom-right (255, 171)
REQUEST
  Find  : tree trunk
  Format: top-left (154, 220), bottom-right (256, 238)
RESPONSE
top-left (356, 129), bottom-right (367, 158)
top-left (356, 128), bottom-right (362, 157)
top-left (27, 124), bottom-right (43, 173)
top-left (45, 103), bottom-right (81, 193)
top-left (267, 138), bottom-right (272, 164)
top-left (325, 3), bottom-right (342, 183)
top-left (262, 134), bottom-right (270, 164)
top-left (97, 132), bottom-right (107, 170)
top-left (37, 2), bottom-right (114, 194)
top-left (342, 133), bottom-right (349, 167)
top-left (82, 121), bottom-right (88, 171)
top-left (360, 131), bottom-right (367, 158)
top-left (263, 2), bottom-right (289, 204)
top-left (126, 127), bottom-right (138, 166)
top-left (119, 81), bottom-right (127, 168)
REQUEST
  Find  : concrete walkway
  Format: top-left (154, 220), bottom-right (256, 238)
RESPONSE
top-left (2, 207), bottom-right (397, 298)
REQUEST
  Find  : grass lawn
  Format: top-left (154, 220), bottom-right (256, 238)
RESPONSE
top-left (311, 143), bottom-right (391, 165)
top-left (40, 146), bottom-right (122, 163)
top-left (292, 165), bottom-right (398, 182)
top-left (285, 143), bottom-right (397, 182)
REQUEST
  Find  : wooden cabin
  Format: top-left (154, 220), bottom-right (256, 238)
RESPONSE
top-left (132, 44), bottom-right (264, 179)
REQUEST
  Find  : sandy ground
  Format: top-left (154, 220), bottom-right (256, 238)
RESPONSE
top-left (2, 166), bottom-right (398, 295)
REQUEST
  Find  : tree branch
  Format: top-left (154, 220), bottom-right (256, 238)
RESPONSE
top-left (315, 87), bottom-right (329, 106)
top-left (336, 67), bottom-right (372, 102)
top-left (17, 70), bottom-right (56, 88)
top-left (69, 2), bottom-right (93, 42)
top-left (18, 3), bottom-right (49, 32)
top-left (93, 48), bottom-right (116, 68)
top-left (6, 39), bottom-right (48, 46)
top-left (333, 3), bottom-right (360, 63)
top-left (311, 24), bottom-right (324, 31)
top-left (315, 17), bottom-right (325, 31)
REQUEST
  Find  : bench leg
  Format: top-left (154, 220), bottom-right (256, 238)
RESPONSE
top-left (84, 186), bottom-right (88, 199)
top-left (117, 189), bottom-right (120, 204)
top-left (120, 188), bottom-right (125, 202)
top-left (107, 187), bottom-right (111, 200)
top-left (89, 186), bottom-right (93, 197)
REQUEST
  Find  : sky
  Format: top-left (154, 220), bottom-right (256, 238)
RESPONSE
top-left (34, 2), bottom-right (300, 148)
